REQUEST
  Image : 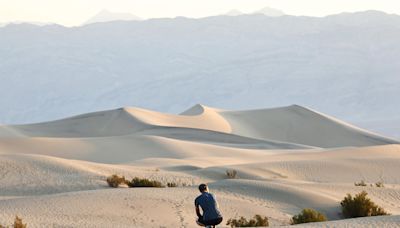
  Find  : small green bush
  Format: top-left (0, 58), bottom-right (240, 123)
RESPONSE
top-left (341, 191), bottom-right (389, 218)
top-left (226, 215), bottom-right (268, 227)
top-left (127, 177), bottom-right (164, 188)
top-left (106, 174), bottom-right (127, 188)
top-left (375, 181), bottom-right (384, 188)
top-left (226, 169), bottom-right (238, 179)
top-left (354, 180), bottom-right (367, 187)
top-left (291, 208), bottom-right (327, 224)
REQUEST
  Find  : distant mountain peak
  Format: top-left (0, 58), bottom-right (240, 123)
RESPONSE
top-left (84, 9), bottom-right (141, 25)
top-left (225, 9), bottom-right (243, 16)
top-left (253, 6), bottom-right (285, 17)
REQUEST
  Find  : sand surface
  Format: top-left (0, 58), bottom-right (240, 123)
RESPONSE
top-left (0, 105), bottom-right (399, 227)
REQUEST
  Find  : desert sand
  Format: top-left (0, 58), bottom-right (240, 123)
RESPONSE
top-left (0, 104), bottom-right (399, 227)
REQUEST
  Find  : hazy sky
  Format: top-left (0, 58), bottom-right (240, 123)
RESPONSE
top-left (0, 0), bottom-right (399, 26)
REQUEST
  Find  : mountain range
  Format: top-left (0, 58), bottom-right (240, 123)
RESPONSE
top-left (0, 10), bottom-right (399, 138)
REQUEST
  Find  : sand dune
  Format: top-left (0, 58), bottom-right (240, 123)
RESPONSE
top-left (1, 104), bottom-right (397, 147)
top-left (221, 105), bottom-right (399, 147)
top-left (3, 105), bottom-right (230, 138)
top-left (0, 105), bottom-right (399, 227)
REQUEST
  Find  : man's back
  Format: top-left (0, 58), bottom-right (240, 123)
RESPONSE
top-left (195, 192), bottom-right (222, 221)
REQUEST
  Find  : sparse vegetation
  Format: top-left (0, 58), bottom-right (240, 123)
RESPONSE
top-left (167, 182), bottom-right (178, 187)
top-left (106, 175), bottom-right (168, 188)
top-left (226, 169), bottom-right (238, 179)
top-left (354, 180), bottom-right (385, 188)
top-left (354, 180), bottom-right (367, 187)
top-left (226, 215), bottom-right (269, 227)
top-left (1, 216), bottom-right (27, 228)
top-left (127, 177), bottom-right (164, 188)
top-left (341, 191), bottom-right (389, 218)
top-left (291, 208), bottom-right (327, 224)
top-left (13, 216), bottom-right (26, 228)
top-left (106, 174), bottom-right (127, 188)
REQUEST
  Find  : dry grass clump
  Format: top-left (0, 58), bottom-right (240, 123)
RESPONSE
top-left (354, 180), bottom-right (385, 188)
top-left (226, 215), bottom-right (268, 227)
top-left (354, 180), bottom-right (367, 187)
top-left (341, 191), bottom-right (389, 218)
top-left (226, 169), bottom-right (238, 179)
top-left (1, 216), bottom-right (27, 228)
top-left (106, 174), bottom-right (127, 188)
top-left (291, 208), bottom-right (327, 224)
top-left (126, 177), bottom-right (164, 188)
top-left (106, 175), bottom-right (167, 188)
top-left (13, 216), bottom-right (26, 228)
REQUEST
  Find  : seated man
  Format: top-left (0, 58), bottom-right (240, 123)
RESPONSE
top-left (195, 184), bottom-right (223, 227)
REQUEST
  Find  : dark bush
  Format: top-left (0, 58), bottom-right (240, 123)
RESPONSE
top-left (341, 191), bottom-right (389, 218)
top-left (127, 177), bottom-right (164, 188)
top-left (226, 215), bottom-right (268, 227)
top-left (375, 181), bottom-right (384, 188)
top-left (291, 208), bottom-right (327, 224)
top-left (167, 182), bottom-right (178, 187)
top-left (106, 174), bottom-right (127, 188)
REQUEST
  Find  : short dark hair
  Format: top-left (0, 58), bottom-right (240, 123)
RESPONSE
top-left (198, 183), bottom-right (207, 192)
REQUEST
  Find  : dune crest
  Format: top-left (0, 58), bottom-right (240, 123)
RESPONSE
top-left (123, 105), bottom-right (232, 133)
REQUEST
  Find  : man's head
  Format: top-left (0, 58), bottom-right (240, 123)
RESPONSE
top-left (198, 183), bottom-right (208, 193)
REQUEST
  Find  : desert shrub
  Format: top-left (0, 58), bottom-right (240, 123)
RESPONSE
top-left (1, 216), bottom-right (27, 228)
top-left (341, 191), bottom-right (389, 218)
top-left (13, 216), bottom-right (26, 228)
top-left (226, 169), bottom-right (238, 179)
top-left (226, 215), bottom-right (268, 227)
top-left (127, 177), bottom-right (164, 188)
top-left (181, 182), bottom-right (192, 187)
top-left (167, 182), bottom-right (178, 187)
top-left (291, 208), bottom-right (327, 224)
top-left (375, 181), bottom-right (384, 188)
top-left (354, 180), bottom-right (367, 187)
top-left (106, 174), bottom-right (127, 188)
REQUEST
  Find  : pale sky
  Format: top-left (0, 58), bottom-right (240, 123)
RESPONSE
top-left (0, 0), bottom-right (399, 26)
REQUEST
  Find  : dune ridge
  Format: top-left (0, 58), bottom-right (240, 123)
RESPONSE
top-left (1, 104), bottom-right (397, 146)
